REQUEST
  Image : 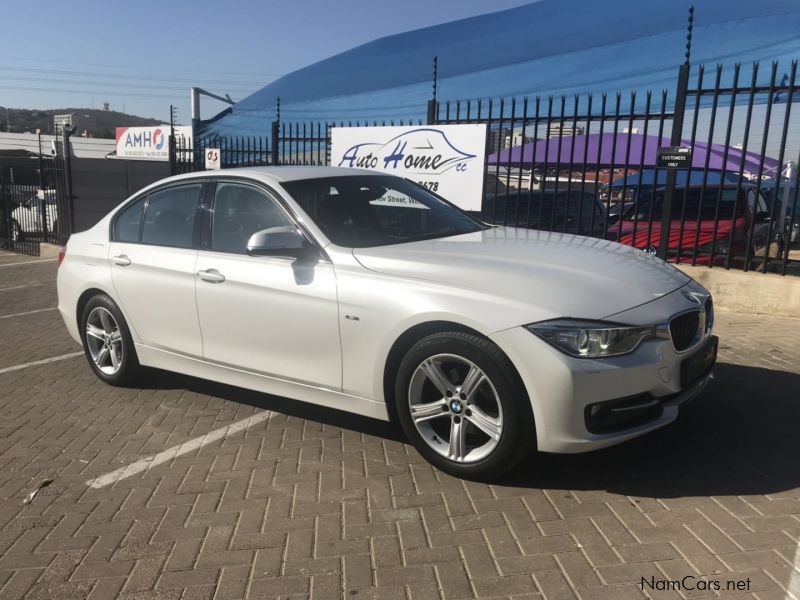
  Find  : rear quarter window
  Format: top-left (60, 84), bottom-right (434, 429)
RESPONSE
top-left (114, 198), bottom-right (145, 242)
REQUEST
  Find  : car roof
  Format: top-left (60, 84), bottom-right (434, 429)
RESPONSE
top-left (157, 165), bottom-right (379, 186)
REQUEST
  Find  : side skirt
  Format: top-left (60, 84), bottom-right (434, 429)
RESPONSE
top-left (135, 344), bottom-right (390, 421)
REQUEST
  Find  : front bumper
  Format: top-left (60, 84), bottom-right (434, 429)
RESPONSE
top-left (490, 285), bottom-right (715, 453)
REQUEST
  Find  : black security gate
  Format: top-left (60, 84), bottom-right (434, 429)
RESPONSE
top-left (434, 60), bottom-right (800, 275)
top-left (0, 131), bottom-right (73, 256)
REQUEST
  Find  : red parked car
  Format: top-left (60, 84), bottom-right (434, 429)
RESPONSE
top-left (606, 184), bottom-right (774, 266)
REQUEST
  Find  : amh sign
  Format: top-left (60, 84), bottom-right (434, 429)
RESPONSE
top-left (330, 125), bottom-right (488, 210)
top-left (115, 126), bottom-right (192, 161)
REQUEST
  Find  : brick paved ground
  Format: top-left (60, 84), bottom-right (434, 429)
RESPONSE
top-left (0, 254), bottom-right (799, 600)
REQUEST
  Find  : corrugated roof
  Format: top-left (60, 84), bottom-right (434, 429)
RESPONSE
top-left (199, 0), bottom-right (800, 138)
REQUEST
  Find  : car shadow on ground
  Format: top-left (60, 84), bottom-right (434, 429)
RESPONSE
top-left (500, 363), bottom-right (800, 498)
top-left (140, 362), bottom-right (799, 498)
top-left (137, 368), bottom-right (406, 443)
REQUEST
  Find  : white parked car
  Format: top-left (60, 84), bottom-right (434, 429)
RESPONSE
top-left (11, 190), bottom-right (60, 240)
top-left (57, 167), bottom-right (717, 479)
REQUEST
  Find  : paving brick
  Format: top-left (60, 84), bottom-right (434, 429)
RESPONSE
top-left (471, 574), bottom-right (539, 597)
top-left (555, 551), bottom-right (601, 588)
top-left (2, 259), bottom-right (800, 600)
top-left (434, 561), bottom-right (473, 599)
top-left (533, 571), bottom-right (577, 600)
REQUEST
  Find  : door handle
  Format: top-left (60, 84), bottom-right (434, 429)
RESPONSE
top-left (197, 268), bottom-right (226, 283)
top-left (112, 254), bottom-right (131, 266)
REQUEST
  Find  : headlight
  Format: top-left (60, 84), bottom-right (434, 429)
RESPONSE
top-left (697, 239), bottom-right (730, 255)
top-left (526, 319), bottom-right (656, 358)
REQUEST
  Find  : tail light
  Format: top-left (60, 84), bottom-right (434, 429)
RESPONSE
top-left (57, 246), bottom-right (66, 267)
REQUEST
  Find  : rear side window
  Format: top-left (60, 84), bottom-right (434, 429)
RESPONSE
top-left (141, 184), bottom-right (202, 248)
top-left (114, 198), bottom-right (145, 242)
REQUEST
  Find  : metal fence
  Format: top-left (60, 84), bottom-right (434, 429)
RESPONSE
top-left (435, 61), bottom-right (800, 275)
top-left (172, 134), bottom-right (271, 175)
top-left (183, 60), bottom-right (800, 275)
top-left (0, 131), bottom-right (73, 255)
top-left (274, 119), bottom-right (424, 166)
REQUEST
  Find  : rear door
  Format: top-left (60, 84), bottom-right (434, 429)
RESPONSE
top-left (109, 182), bottom-right (205, 357)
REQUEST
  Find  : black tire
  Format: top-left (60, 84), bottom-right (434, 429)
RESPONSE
top-left (80, 293), bottom-right (141, 386)
top-left (394, 331), bottom-right (535, 480)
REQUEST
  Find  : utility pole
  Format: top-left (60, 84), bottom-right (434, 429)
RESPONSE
top-left (190, 87), bottom-right (235, 123)
top-left (62, 126), bottom-right (77, 236)
top-left (657, 6), bottom-right (694, 260)
top-left (169, 105), bottom-right (178, 176)
top-left (427, 56), bottom-right (438, 125)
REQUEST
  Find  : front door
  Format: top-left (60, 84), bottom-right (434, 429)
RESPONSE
top-left (110, 182), bottom-right (204, 357)
top-left (194, 181), bottom-right (341, 389)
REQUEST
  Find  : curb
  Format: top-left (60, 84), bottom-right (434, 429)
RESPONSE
top-left (39, 243), bottom-right (62, 258)
top-left (677, 264), bottom-right (800, 319)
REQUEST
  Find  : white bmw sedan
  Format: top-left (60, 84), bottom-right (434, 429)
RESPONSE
top-left (57, 167), bottom-right (717, 479)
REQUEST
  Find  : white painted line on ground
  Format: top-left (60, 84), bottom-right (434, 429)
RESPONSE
top-left (85, 410), bottom-right (272, 489)
top-left (0, 283), bottom-right (44, 292)
top-left (0, 307), bottom-right (57, 320)
top-left (786, 543), bottom-right (800, 599)
top-left (0, 259), bottom-right (57, 267)
top-left (0, 351), bottom-right (84, 376)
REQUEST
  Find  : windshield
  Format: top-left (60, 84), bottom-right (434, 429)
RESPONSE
top-left (281, 175), bottom-right (487, 248)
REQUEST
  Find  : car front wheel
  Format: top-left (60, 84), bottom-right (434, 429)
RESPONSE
top-left (395, 331), bottom-right (534, 480)
top-left (80, 294), bottom-right (141, 386)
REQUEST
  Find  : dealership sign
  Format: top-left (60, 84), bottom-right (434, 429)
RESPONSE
top-left (330, 124), bottom-right (487, 210)
top-left (115, 126), bottom-right (192, 160)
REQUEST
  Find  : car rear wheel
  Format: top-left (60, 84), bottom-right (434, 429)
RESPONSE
top-left (80, 294), bottom-right (141, 386)
top-left (395, 331), bottom-right (534, 480)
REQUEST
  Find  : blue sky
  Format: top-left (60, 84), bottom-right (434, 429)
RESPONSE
top-left (0, 0), bottom-right (531, 123)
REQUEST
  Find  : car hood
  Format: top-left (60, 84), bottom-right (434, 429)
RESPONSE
top-left (352, 227), bottom-right (691, 322)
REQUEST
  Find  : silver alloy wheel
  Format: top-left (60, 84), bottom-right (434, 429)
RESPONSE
top-left (408, 353), bottom-right (503, 463)
top-left (85, 307), bottom-right (123, 375)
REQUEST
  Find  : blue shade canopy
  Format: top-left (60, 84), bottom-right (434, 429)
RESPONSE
top-left (199, 0), bottom-right (800, 138)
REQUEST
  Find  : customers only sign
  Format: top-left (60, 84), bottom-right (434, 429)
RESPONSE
top-left (331, 124), bottom-right (487, 210)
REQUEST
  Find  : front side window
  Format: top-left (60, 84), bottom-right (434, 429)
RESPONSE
top-left (140, 184), bottom-right (202, 248)
top-left (211, 183), bottom-right (294, 253)
top-left (281, 175), bottom-right (486, 248)
top-left (114, 198), bottom-right (145, 242)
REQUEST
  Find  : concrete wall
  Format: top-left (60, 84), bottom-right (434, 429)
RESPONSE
top-left (677, 264), bottom-right (800, 319)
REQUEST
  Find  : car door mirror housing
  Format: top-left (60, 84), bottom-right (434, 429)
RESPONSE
top-left (246, 226), bottom-right (312, 258)
top-left (753, 211), bottom-right (772, 224)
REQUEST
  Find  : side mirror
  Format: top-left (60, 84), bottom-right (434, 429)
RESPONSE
top-left (246, 226), bottom-right (313, 258)
top-left (753, 211), bottom-right (772, 224)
